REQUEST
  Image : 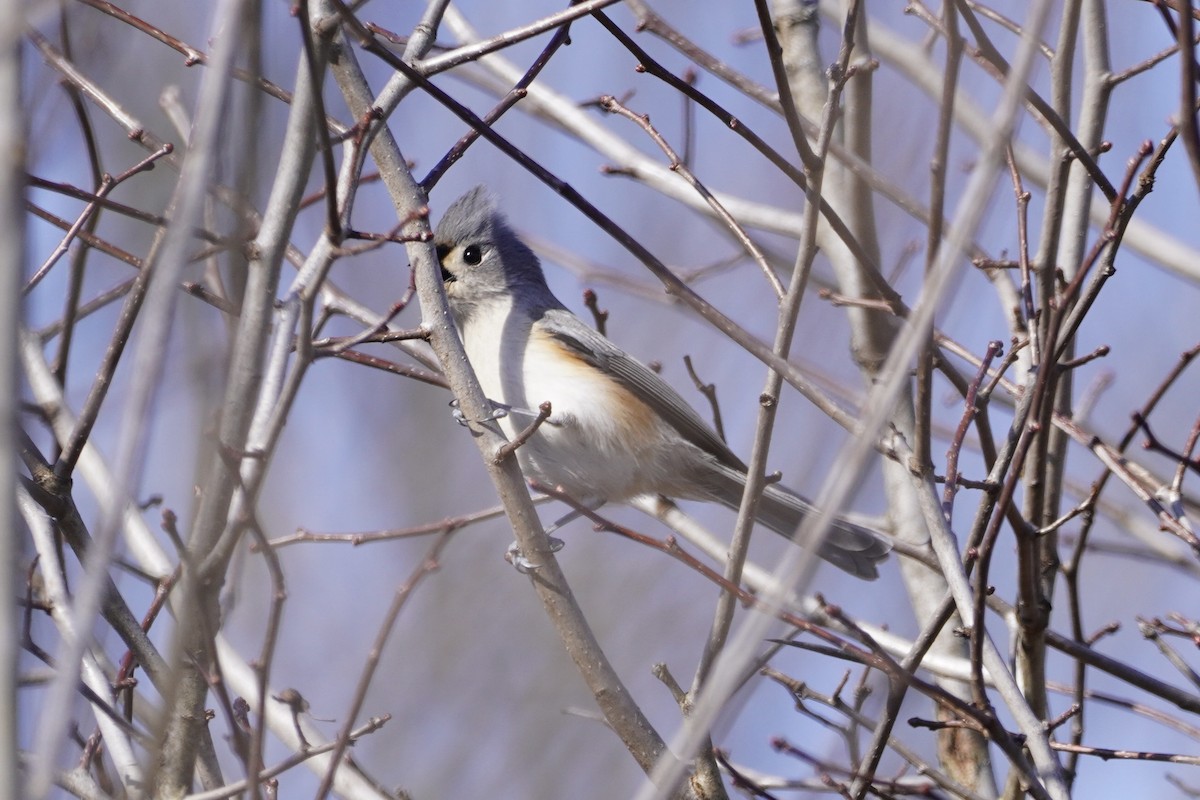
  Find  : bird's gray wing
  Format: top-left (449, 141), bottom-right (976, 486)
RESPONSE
top-left (538, 309), bottom-right (891, 580)
top-left (538, 309), bottom-right (746, 472)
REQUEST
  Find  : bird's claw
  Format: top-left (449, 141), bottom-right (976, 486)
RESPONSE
top-left (505, 537), bottom-right (565, 573)
top-left (449, 398), bottom-right (509, 426)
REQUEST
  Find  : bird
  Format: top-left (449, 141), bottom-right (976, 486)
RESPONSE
top-left (433, 186), bottom-right (891, 579)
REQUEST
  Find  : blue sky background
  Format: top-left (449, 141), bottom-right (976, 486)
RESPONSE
top-left (19, 1), bottom-right (1200, 798)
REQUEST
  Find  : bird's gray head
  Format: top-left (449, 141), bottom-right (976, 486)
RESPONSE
top-left (435, 186), bottom-right (551, 321)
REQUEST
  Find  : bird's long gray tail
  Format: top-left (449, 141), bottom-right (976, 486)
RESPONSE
top-left (695, 461), bottom-right (892, 580)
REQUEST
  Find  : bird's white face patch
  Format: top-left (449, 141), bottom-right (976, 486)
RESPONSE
top-left (437, 243), bottom-right (472, 296)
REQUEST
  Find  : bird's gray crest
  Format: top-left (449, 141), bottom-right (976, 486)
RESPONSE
top-left (435, 185), bottom-right (505, 245)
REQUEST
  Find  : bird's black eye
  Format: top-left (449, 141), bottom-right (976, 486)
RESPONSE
top-left (463, 244), bottom-right (482, 265)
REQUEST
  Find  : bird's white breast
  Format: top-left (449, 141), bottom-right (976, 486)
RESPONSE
top-left (458, 303), bottom-right (677, 502)
top-left (457, 296), bottom-right (520, 407)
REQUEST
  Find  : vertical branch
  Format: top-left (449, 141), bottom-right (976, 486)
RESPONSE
top-left (50, 8), bottom-right (104, 399)
top-left (917, 2), bottom-right (962, 475)
top-left (1177, 0), bottom-right (1200, 195)
top-left (838, 1), bottom-right (881, 266)
top-left (146, 0), bottom-right (305, 794)
top-left (1049, 0), bottom-right (1113, 788)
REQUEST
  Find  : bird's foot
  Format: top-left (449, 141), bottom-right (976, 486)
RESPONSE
top-left (505, 537), bottom-right (565, 573)
top-left (449, 398), bottom-right (510, 427)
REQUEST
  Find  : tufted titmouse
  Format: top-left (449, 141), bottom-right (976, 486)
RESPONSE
top-left (434, 186), bottom-right (890, 579)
